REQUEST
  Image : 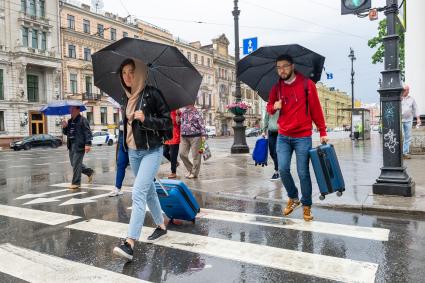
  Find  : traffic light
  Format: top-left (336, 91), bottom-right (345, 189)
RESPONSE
top-left (341, 0), bottom-right (371, 15)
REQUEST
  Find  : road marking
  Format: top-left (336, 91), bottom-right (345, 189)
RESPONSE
top-left (9, 165), bottom-right (27, 168)
top-left (0, 243), bottom-right (146, 283)
top-left (0, 204), bottom-right (80, 225)
top-left (198, 208), bottom-right (390, 242)
top-left (129, 207), bottom-right (389, 242)
top-left (51, 183), bottom-right (132, 192)
top-left (34, 163), bottom-right (50, 166)
top-left (67, 219), bottom-right (378, 283)
top-left (23, 192), bottom-right (87, 205)
top-left (60, 192), bottom-right (112, 206)
top-left (16, 189), bottom-right (70, 200)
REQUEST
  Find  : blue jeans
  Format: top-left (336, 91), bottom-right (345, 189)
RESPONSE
top-left (127, 146), bottom-right (164, 240)
top-left (115, 132), bottom-right (129, 189)
top-left (402, 121), bottom-right (413, 154)
top-left (276, 135), bottom-right (313, 206)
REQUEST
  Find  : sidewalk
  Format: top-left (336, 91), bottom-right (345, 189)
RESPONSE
top-left (160, 133), bottom-right (425, 216)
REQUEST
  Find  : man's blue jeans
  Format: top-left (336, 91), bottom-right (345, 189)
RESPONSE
top-left (402, 121), bottom-right (413, 155)
top-left (127, 146), bottom-right (164, 240)
top-left (276, 135), bottom-right (313, 206)
top-left (115, 131), bottom-right (129, 189)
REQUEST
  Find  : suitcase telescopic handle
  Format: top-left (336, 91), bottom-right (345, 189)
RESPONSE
top-left (155, 177), bottom-right (169, 197)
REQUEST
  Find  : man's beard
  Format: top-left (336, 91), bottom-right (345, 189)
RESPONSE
top-left (281, 70), bottom-right (294, 80)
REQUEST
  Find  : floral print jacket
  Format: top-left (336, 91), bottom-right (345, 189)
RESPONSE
top-left (180, 107), bottom-right (206, 137)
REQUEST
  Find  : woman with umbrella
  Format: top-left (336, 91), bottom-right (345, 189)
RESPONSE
top-left (112, 58), bottom-right (172, 261)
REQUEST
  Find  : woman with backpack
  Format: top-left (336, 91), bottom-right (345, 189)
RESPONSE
top-left (113, 58), bottom-right (172, 261)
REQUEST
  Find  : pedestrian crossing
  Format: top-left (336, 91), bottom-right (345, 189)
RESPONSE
top-left (0, 196), bottom-right (387, 283)
top-left (0, 243), bottom-right (147, 283)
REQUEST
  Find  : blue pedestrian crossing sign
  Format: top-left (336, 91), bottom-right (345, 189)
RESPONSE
top-left (243, 37), bottom-right (258, 55)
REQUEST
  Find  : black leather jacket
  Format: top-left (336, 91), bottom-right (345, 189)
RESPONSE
top-left (123, 86), bottom-right (172, 150)
top-left (63, 114), bottom-right (92, 151)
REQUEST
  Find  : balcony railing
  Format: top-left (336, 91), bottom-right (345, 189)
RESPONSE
top-left (82, 92), bottom-right (101, 101)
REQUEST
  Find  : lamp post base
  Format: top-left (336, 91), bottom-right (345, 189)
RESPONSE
top-left (231, 124), bottom-right (249, 154)
top-left (373, 166), bottom-right (415, 196)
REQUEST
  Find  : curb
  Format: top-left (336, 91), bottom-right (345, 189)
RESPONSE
top-left (193, 189), bottom-right (425, 216)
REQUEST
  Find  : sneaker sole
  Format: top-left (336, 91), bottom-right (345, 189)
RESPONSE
top-left (113, 247), bottom-right (133, 261)
top-left (108, 192), bottom-right (123, 197)
top-left (270, 178), bottom-right (280, 181)
top-left (145, 234), bottom-right (168, 244)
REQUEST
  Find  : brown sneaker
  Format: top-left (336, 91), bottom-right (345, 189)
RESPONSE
top-left (167, 173), bottom-right (177, 179)
top-left (403, 154), bottom-right (411, 160)
top-left (69, 184), bottom-right (80, 190)
top-left (283, 198), bottom-right (301, 216)
top-left (303, 206), bottom-right (314, 222)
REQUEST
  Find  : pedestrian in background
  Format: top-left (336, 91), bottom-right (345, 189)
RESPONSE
top-left (110, 120), bottom-right (129, 197)
top-left (179, 105), bottom-right (206, 179)
top-left (401, 84), bottom-right (422, 159)
top-left (61, 106), bottom-right (94, 190)
top-left (113, 59), bottom-right (172, 261)
top-left (163, 109), bottom-right (181, 179)
top-left (262, 111), bottom-right (280, 181)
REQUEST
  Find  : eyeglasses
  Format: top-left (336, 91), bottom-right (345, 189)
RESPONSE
top-left (276, 64), bottom-right (292, 70)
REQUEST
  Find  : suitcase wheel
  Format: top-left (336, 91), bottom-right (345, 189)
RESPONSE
top-left (319, 195), bottom-right (325, 201)
top-left (336, 191), bottom-right (343, 197)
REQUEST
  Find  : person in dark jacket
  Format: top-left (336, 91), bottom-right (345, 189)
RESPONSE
top-left (113, 58), bottom-right (172, 261)
top-left (61, 106), bottom-right (94, 190)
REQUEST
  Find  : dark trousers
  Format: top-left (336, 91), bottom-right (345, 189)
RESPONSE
top-left (163, 144), bottom-right (180, 174)
top-left (69, 143), bottom-right (93, 185)
top-left (268, 131), bottom-right (279, 171)
top-left (115, 132), bottom-right (129, 189)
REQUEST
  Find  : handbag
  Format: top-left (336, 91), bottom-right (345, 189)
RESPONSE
top-left (202, 142), bottom-right (212, 161)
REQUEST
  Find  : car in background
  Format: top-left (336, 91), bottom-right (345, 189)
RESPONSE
top-left (206, 126), bottom-right (217, 138)
top-left (10, 134), bottom-right (62, 151)
top-left (92, 131), bottom-right (116, 146)
top-left (245, 127), bottom-right (261, 137)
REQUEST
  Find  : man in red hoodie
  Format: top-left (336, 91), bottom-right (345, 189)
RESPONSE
top-left (267, 54), bottom-right (328, 221)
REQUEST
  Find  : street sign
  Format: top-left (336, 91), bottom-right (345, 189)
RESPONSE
top-left (243, 37), bottom-right (258, 55)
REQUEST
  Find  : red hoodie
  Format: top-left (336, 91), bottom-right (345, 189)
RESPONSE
top-left (165, 110), bottom-right (181, 145)
top-left (266, 73), bottom-right (327, 137)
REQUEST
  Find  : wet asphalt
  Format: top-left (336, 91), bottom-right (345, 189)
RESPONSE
top-left (0, 137), bottom-right (424, 283)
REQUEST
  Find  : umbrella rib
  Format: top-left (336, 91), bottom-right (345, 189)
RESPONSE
top-left (238, 60), bottom-right (274, 76)
top-left (151, 46), bottom-right (170, 66)
top-left (154, 68), bottom-right (190, 93)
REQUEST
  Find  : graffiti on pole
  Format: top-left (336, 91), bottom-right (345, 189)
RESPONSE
top-left (384, 129), bottom-right (399, 154)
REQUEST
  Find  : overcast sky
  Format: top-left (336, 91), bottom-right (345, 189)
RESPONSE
top-left (97, 0), bottom-right (387, 104)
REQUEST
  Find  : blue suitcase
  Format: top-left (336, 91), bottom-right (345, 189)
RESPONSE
top-left (155, 179), bottom-right (200, 223)
top-left (309, 144), bottom-right (345, 200)
top-left (252, 138), bottom-right (268, 166)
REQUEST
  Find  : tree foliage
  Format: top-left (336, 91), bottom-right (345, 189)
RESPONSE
top-left (368, 19), bottom-right (405, 79)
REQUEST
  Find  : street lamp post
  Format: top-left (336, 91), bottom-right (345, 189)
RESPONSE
top-left (348, 47), bottom-right (356, 138)
top-left (231, 0), bottom-right (249, 154)
top-left (373, 0), bottom-right (415, 196)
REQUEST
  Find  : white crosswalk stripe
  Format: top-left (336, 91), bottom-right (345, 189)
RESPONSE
top-left (0, 204), bottom-right (80, 225)
top-left (0, 202), bottom-right (382, 282)
top-left (67, 219), bottom-right (378, 283)
top-left (0, 243), bottom-right (148, 283)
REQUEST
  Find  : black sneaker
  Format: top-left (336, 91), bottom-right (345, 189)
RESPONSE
top-left (113, 240), bottom-right (133, 261)
top-left (146, 227), bottom-right (167, 243)
top-left (270, 172), bottom-right (280, 181)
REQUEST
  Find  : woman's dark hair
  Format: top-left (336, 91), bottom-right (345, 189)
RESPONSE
top-left (119, 59), bottom-right (135, 92)
top-left (275, 54), bottom-right (294, 64)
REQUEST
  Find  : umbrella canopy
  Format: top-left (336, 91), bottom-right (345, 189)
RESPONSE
top-left (40, 100), bottom-right (86, 116)
top-left (237, 44), bottom-right (325, 101)
top-left (92, 37), bottom-right (202, 110)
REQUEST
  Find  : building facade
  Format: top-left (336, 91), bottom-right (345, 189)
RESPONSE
top-left (316, 83), bottom-right (352, 130)
top-left (0, 0), bottom-right (62, 147)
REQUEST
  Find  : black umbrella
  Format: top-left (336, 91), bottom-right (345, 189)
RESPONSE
top-left (237, 44), bottom-right (325, 101)
top-left (92, 37), bottom-right (202, 110)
